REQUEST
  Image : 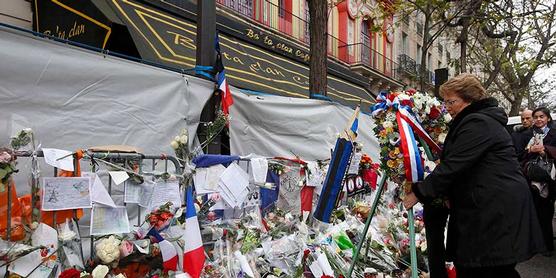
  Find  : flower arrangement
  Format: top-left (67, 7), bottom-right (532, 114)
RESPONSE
top-left (145, 202), bottom-right (174, 231)
top-left (371, 90), bottom-right (449, 187)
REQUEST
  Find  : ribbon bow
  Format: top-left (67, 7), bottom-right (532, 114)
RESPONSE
top-left (371, 91), bottom-right (441, 182)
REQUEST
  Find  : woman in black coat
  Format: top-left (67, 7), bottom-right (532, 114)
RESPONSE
top-left (403, 74), bottom-right (544, 278)
top-left (518, 107), bottom-right (556, 256)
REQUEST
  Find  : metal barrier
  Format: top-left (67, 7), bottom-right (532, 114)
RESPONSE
top-left (4, 150), bottom-right (183, 265)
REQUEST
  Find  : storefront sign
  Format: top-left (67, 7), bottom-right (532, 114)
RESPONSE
top-left (110, 0), bottom-right (373, 108)
top-left (33, 0), bottom-right (112, 49)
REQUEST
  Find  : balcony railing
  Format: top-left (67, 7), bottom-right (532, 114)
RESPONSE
top-left (217, 0), bottom-right (310, 44)
top-left (338, 42), bottom-right (399, 80)
top-left (416, 64), bottom-right (434, 84)
top-left (397, 54), bottom-right (416, 75)
top-left (217, 0), bottom-right (400, 82)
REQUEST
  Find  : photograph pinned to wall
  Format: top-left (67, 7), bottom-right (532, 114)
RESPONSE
top-left (90, 205), bottom-right (130, 236)
top-left (41, 177), bottom-right (92, 211)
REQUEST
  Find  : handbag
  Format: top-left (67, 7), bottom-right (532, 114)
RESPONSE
top-left (526, 156), bottom-right (554, 182)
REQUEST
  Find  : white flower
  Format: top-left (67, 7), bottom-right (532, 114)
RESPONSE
top-left (170, 140), bottom-right (179, 150)
top-left (91, 265), bottom-right (109, 278)
top-left (22, 128), bottom-right (33, 134)
top-left (420, 241), bottom-right (427, 252)
top-left (174, 136), bottom-right (181, 142)
top-left (438, 133), bottom-right (447, 144)
top-left (58, 229), bottom-right (76, 242)
top-left (443, 113), bottom-right (452, 122)
top-left (113, 274), bottom-right (126, 278)
top-left (382, 121), bottom-right (394, 129)
top-left (179, 134), bottom-right (188, 144)
top-left (95, 236), bottom-right (121, 264)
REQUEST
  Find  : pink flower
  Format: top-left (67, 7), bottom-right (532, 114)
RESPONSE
top-left (119, 240), bottom-right (134, 258)
top-left (0, 151), bottom-right (12, 163)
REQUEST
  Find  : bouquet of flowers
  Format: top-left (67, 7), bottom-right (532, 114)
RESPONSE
top-left (145, 202), bottom-right (174, 231)
top-left (371, 90), bottom-right (449, 189)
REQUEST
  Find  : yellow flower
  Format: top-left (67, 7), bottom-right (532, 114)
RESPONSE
top-left (394, 148), bottom-right (400, 155)
top-left (387, 160), bottom-right (396, 168)
top-left (388, 151), bottom-right (397, 159)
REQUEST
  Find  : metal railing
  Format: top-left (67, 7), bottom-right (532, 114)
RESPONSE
top-left (416, 64), bottom-right (434, 84)
top-left (217, 0), bottom-right (310, 44)
top-left (338, 42), bottom-right (399, 80)
top-left (217, 0), bottom-right (401, 82)
top-left (398, 54), bottom-right (417, 75)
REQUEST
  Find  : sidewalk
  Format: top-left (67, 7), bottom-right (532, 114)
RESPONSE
top-left (516, 217), bottom-right (556, 277)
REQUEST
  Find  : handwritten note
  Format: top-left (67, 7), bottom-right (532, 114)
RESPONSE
top-left (90, 205), bottom-right (130, 235)
top-left (149, 181), bottom-right (182, 211)
top-left (41, 177), bottom-right (92, 211)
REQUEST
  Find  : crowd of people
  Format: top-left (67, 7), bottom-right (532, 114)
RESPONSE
top-left (402, 73), bottom-right (554, 278)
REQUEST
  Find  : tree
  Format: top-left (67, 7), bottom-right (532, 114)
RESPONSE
top-left (467, 0), bottom-right (556, 115)
top-left (395, 0), bottom-right (465, 90)
top-left (309, 0), bottom-right (328, 97)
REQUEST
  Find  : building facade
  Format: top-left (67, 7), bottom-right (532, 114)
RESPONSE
top-left (1, 0), bottom-right (455, 105)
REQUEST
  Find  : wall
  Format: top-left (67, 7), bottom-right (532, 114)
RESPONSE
top-left (0, 0), bottom-right (32, 29)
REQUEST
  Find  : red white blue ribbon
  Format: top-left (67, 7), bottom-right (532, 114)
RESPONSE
top-left (371, 91), bottom-right (441, 182)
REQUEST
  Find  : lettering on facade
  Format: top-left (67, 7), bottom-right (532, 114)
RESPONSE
top-left (44, 21), bottom-right (85, 40)
top-left (167, 31), bottom-right (196, 50)
top-left (245, 28), bottom-right (309, 62)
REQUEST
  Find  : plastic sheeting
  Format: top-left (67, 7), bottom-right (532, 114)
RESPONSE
top-left (0, 25), bottom-right (213, 154)
top-left (229, 91), bottom-right (380, 162)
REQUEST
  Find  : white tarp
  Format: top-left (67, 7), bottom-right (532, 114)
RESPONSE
top-left (0, 25), bottom-right (213, 154)
top-left (229, 91), bottom-right (380, 162)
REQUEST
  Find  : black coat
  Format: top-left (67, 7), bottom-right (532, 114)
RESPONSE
top-left (413, 98), bottom-right (544, 267)
top-left (518, 126), bottom-right (556, 198)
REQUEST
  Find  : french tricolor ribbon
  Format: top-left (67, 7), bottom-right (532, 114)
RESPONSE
top-left (371, 91), bottom-right (441, 182)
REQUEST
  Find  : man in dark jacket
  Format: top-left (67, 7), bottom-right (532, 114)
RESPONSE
top-left (403, 74), bottom-right (544, 278)
top-left (512, 109), bottom-right (533, 157)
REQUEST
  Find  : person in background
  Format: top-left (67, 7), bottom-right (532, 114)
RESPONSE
top-left (519, 107), bottom-right (556, 257)
top-left (403, 73), bottom-right (544, 278)
top-left (512, 109), bottom-right (533, 157)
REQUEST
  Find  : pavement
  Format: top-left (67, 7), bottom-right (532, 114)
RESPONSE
top-left (515, 217), bottom-right (556, 278)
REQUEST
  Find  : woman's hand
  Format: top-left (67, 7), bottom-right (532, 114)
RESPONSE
top-left (529, 143), bottom-right (545, 154)
top-left (403, 191), bottom-right (419, 209)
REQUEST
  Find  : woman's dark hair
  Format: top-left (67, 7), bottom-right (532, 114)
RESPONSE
top-left (532, 107), bottom-right (553, 123)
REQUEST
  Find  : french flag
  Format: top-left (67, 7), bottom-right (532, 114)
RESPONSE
top-left (183, 186), bottom-right (205, 278)
top-left (147, 228), bottom-right (178, 272)
top-left (215, 33), bottom-right (233, 116)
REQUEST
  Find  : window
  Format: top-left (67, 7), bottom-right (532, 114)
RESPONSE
top-left (279, 0), bottom-right (285, 18)
top-left (417, 43), bottom-right (422, 63)
top-left (427, 53), bottom-right (432, 70)
top-left (402, 32), bottom-right (408, 54)
top-left (304, 0), bottom-right (310, 42)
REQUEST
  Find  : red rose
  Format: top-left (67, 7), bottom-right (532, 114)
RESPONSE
top-left (59, 268), bottom-right (81, 278)
top-left (429, 106), bottom-right (441, 120)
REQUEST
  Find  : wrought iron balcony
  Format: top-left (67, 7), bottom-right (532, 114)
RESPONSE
top-left (398, 54), bottom-right (416, 76)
